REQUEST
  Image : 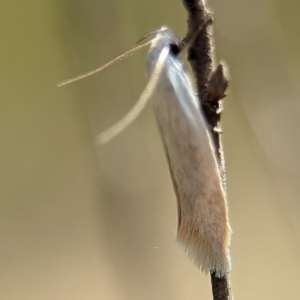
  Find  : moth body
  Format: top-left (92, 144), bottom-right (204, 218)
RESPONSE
top-left (147, 28), bottom-right (231, 277)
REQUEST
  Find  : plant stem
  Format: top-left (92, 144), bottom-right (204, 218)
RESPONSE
top-left (181, 1), bottom-right (233, 299)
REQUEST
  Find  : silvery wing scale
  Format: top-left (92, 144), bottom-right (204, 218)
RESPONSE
top-left (147, 28), bottom-right (231, 277)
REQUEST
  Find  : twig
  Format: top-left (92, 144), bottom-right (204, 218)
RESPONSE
top-left (181, 1), bottom-right (233, 299)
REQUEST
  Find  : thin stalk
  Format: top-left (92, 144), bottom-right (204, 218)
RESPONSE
top-left (182, 1), bottom-right (233, 299)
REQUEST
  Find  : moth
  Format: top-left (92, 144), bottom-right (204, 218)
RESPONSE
top-left (59, 27), bottom-right (231, 277)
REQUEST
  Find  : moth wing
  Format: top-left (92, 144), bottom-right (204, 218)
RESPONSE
top-left (148, 46), bottom-right (231, 276)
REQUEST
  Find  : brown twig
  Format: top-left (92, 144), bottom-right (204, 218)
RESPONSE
top-left (181, 1), bottom-right (233, 299)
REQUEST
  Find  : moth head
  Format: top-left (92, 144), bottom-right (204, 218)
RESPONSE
top-left (149, 27), bottom-right (181, 55)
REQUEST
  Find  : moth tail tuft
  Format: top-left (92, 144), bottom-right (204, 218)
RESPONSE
top-left (176, 217), bottom-right (231, 278)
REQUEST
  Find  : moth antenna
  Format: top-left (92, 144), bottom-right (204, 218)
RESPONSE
top-left (57, 41), bottom-right (153, 87)
top-left (136, 27), bottom-right (168, 45)
top-left (96, 46), bottom-right (170, 144)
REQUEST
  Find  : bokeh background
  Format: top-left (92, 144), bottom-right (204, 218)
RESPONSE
top-left (1, 0), bottom-right (300, 299)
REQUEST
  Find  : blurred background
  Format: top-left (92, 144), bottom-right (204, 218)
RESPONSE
top-left (1, 0), bottom-right (300, 299)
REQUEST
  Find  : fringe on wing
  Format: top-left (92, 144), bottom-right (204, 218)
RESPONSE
top-left (176, 216), bottom-right (231, 277)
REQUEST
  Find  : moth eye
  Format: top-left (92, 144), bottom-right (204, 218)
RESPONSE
top-left (169, 43), bottom-right (180, 56)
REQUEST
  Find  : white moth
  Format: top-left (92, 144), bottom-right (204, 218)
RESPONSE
top-left (145, 28), bottom-right (231, 277)
top-left (59, 27), bottom-right (231, 277)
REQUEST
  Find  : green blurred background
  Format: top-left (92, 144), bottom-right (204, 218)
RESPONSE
top-left (1, 0), bottom-right (300, 299)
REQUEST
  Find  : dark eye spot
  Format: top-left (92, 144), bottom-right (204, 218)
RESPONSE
top-left (170, 43), bottom-right (180, 56)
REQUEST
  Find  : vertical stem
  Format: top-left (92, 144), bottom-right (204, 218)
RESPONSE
top-left (181, 1), bottom-right (233, 299)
